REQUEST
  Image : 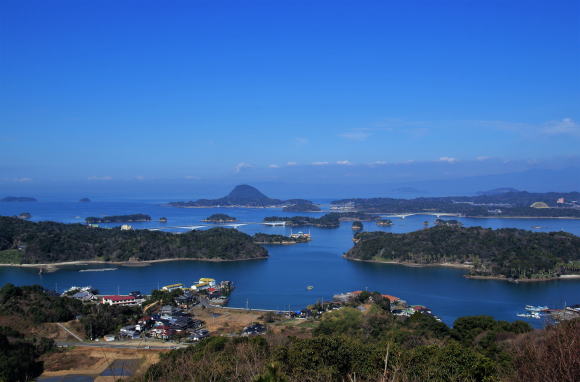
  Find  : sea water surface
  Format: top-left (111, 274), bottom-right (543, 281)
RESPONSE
top-left (1, 199), bottom-right (579, 327)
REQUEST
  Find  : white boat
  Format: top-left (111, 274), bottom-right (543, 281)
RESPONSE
top-left (516, 312), bottom-right (542, 319)
top-left (525, 305), bottom-right (548, 312)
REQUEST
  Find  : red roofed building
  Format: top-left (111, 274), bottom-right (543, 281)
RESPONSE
top-left (381, 295), bottom-right (400, 303)
top-left (101, 295), bottom-right (139, 306)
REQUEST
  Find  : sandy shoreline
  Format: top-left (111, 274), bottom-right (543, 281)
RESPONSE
top-left (345, 256), bottom-right (473, 269)
top-left (364, 211), bottom-right (580, 220)
top-left (0, 256), bottom-right (268, 270)
top-left (465, 274), bottom-right (580, 282)
top-left (466, 215), bottom-right (580, 220)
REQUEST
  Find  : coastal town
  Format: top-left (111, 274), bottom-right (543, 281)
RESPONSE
top-left (59, 279), bottom-right (580, 347)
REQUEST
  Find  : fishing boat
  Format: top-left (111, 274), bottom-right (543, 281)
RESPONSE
top-left (525, 305), bottom-right (548, 312)
top-left (516, 312), bottom-right (541, 319)
top-left (306, 285), bottom-right (314, 291)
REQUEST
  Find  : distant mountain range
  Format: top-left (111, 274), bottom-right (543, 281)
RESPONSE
top-left (168, 185), bottom-right (320, 211)
top-left (332, 190), bottom-right (580, 218)
top-left (476, 188), bottom-right (520, 196)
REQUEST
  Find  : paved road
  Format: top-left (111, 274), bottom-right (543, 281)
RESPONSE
top-left (56, 341), bottom-right (188, 350)
top-left (56, 323), bottom-right (84, 342)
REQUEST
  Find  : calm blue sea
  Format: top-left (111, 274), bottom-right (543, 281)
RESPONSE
top-left (1, 199), bottom-right (579, 328)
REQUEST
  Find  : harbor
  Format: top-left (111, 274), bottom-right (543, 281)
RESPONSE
top-left (58, 279), bottom-right (456, 345)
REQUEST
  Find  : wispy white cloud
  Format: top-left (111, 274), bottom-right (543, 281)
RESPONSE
top-left (339, 131), bottom-right (370, 141)
top-left (134, 175), bottom-right (145, 181)
top-left (336, 160), bottom-right (352, 165)
top-left (15, 177), bottom-right (32, 183)
top-left (541, 118), bottom-right (580, 136)
top-left (88, 176), bottom-right (112, 181)
top-left (476, 156), bottom-right (491, 161)
top-left (286, 161), bottom-right (297, 166)
top-left (438, 157), bottom-right (458, 163)
top-left (184, 175), bottom-right (201, 180)
top-left (268, 164), bottom-right (280, 168)
top-left (367, 160), bottom-right (388, 167)
top-left (295, 137), bottom-right (309, 145)
top-left (340, 119), bottom-right (431, 142)
top-left (312, 161), bottom-right (329, 166)
top-left (234, 162), bottom-right (252, 173)
top-left (475, 117), bottom-right (580, 138)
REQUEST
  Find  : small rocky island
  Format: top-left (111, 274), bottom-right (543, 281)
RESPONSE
top-left (202, 214), bottom-right (237, 223)
top-left (168, 184), bottom-right (317, 209)
top-left (376, 219), bottom-right (393, 227)
top-left (1, 196), bottom-right (37, 202)
top-left (79, 197), bottom-right (91, 202)
top-left (85, 214), bottom-right (152, 224)
top-left (15, 212), bottom-right (32, 220)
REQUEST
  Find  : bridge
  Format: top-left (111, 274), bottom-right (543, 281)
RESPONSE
top-left (147, 221), bottom-right (287, 231)
top-left (382, 212), bottom-right (462, 219)
top-left (148, 225), bottom-right (206, 231)
top-left (261, 221), bottom-right (287, 226)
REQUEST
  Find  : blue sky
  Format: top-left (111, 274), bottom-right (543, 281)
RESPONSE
top-left (1, 0), bottom-right (579, 195)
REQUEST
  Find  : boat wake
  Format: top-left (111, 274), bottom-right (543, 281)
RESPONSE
top-left (79, 267), bottom-right (118, 272)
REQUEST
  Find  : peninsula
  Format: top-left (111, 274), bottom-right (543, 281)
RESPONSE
top-left (167, 184), bottom-right (317, 209)
top-left (85, 214), bottom-right (152, 224)
top-left (332, 190), bottom-right (580, 218)
top-left (345, 225), bottom-right (580, 281)
top-left (0, 216), bottom-right (267, 265)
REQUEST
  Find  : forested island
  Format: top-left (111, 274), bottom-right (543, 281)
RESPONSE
top-left (376, 218), bottom-right (393, 226)
top-left (0, 216), bottom-right (267, 265)
top-left (202, 213), bottom-right (237, 223)
top-left (264, 214), bottom-right (341, 228)
top-left (346, 226), bottom-right (580, 281)
top-left (264, 212), bottom-right (379, 228)
top-left (167, 184), bottom-right (318, 209)
top-left (84, 214), bottom-right (152, 224)
top-left (282, 199), bottom-right (321, 212)
top-left (1, 196), bottom-right (37, 202)
top-left (253, 233), bottom-right (309, 244)
top-left (332, 190), bottom-right (580, 218)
